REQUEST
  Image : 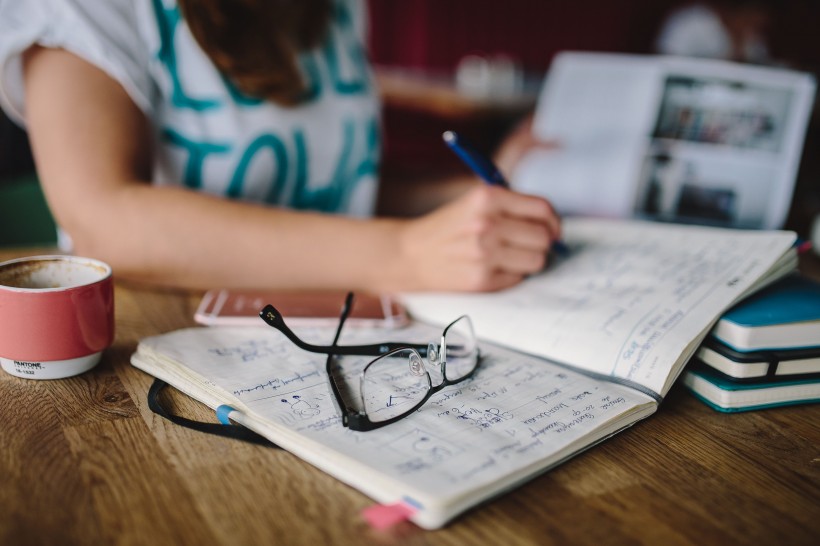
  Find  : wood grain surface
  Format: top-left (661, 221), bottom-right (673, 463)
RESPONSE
top-left (1, 248), bottom-right (819, 546)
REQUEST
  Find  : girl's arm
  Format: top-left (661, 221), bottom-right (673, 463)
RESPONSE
top-left (24, 47), bottom-right (560, 292)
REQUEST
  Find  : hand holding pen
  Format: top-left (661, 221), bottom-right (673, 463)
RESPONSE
top-left (443, 130), bottom-right (568, 257)
top-left (392, 130), bottom-right (562, 292)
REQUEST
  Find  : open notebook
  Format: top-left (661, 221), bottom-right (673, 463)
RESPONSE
top-left (131, 218), bottom-right (797, 529)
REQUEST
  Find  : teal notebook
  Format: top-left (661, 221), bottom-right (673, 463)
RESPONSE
top-left (683, 364), bottom-right (820, 412)
top-left (711, 275), bottom-right (820, 352)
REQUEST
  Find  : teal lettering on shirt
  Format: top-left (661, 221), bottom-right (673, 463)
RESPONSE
top-left (151, 0), bottom-right (380, 211)
top-left (289, 122), bottom-right (350, 211)
top-left (151, 0), bottom-right (221, 111)
top-left (295, 54), bottom-right (323, 103)
top-left (289, 115), bottom-right (378, 212)
top-left (322, 1), bottom-right (370, 95)
top-left (356, 117), bottom-right (380, 179)
top-left (162, 128), bottom-right (231, 189)
top-left (228, 133), bottom-right (289, 200)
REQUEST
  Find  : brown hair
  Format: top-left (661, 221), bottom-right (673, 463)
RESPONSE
top-left (177, 0), bottom-right (332, 106)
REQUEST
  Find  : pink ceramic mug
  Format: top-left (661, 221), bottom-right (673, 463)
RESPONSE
top-left (0, 255), bottom-right (114, 379)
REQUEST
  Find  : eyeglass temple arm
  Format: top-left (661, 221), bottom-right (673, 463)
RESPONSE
top-left (326, 296), bottom-right (355, 426)
top-left (259, 305), bottom-right (427, 356)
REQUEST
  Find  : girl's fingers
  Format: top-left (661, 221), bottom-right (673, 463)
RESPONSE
top-left (491, 216), bottom-right (551, 252)
top-left (491, 245), bottom-right (547, 274)
top-left (490, 188), bottom-right (562, 241)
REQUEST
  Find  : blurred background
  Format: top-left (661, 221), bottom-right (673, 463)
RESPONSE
top-left (369, 0), bottom-right (820, 238)
top-left (2, 0), bottom-right (819, 246)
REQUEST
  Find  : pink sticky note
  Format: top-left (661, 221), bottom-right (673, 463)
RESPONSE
top-left (362, 502), bottom-right (417, 530)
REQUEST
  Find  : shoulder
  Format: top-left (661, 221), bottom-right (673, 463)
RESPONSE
top-left (0, 0), bottom-right (156, 125)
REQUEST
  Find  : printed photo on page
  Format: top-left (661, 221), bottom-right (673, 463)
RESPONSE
top-left (513, 52), bottom-right (816, 230)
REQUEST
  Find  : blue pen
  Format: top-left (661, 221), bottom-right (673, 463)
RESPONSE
top-left (442, 130), bottom-right (570, 257)
top-left (442, 130), bottom-right (508, 187)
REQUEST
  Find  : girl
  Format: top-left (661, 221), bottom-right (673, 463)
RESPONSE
top-left (0, 0), bottom-right (560, 292)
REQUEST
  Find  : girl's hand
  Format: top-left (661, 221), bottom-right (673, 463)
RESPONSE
top-left (399, 184), bottom-right (561, 292)
top-left (494, 115), bottom-right (560, 177)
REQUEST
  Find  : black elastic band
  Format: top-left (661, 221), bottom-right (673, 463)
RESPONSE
top-left (766, 355), bottom-right (780, 379)
top-left (147, 378), bottom-right (278, 448)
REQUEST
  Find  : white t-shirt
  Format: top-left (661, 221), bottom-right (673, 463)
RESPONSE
top-left (0, 0), bottom-right (381, 217)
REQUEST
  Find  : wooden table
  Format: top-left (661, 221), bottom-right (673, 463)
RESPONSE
top-left (2, 247), bottom-right (819, 546)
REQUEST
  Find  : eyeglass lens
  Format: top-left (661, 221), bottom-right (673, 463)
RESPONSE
top-left (356, 316), bottom-right (479, 423)
top-left (360, 348), bottom-right (430, 422)
top-left (442, 316), bottom-right (478, 381)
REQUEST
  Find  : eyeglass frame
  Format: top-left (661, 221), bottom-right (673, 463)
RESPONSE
top-left (258, 292), bottom-right (481, 431)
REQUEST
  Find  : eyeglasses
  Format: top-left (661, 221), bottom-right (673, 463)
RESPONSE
top-left (259, 293), bottom-right (481, 431)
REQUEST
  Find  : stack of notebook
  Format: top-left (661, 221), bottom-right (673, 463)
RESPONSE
top-left (684, 274), bottom-right (820, 412)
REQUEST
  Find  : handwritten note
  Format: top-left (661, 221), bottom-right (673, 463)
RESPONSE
top-left (134, 323), bottom-right (656, 518)
top-left (401, 218), bottom-right (795, 396)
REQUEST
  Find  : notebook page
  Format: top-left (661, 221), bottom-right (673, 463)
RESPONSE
top-left (134, 324), bottom-right (656, 528)
top-left (401, 218), bottom-right (796, 397)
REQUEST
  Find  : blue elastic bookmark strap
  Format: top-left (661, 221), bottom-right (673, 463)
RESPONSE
top-left (147, 379), bottom-right (278, 448)
top-left (216, 405), bottom-right (235, 425)
top-left (401, 496), bottom-right (423, 510)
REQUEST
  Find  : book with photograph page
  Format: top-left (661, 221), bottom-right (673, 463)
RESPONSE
top-left (513, 52), bottom-right (816, 230)
top-left (133, 217), bottom-right (796, 529)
